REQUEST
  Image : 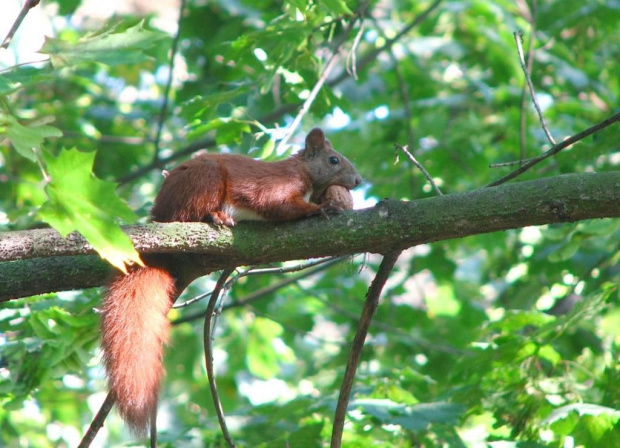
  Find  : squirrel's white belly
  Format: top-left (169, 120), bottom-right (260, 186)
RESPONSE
top-left (222, 190), bottom-right (313, 222)
top-left (222, 203), bottom-right (265, 221)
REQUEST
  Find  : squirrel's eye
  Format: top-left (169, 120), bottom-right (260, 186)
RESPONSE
top-left (329, 156), bottom-right (340, 165)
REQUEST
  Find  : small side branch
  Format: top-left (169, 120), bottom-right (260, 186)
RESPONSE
top-left (1, 0), bottom-right (40, 49)
top-left (152, 0), bottom-right (188, 165)
top-left (487, 111), bottom-right (620, 187)
top-left (330, 250), bottom-right (402, 448)
top-left (77, 392), bottom-right (115, 448)
top-left (328, 0), bottom-right (444, 88)
top-left (174, 257), bottom-right (344, 309)
top-left (276, 52), bottom-right (339, 146)
top-left (514, 30), bottom-right (556, 146)
top-left (395, 144), bottom-right (443, 196)
top-left (517, 0), bottom-right (537, 160)
top-left (204, 268), bottom-right (237, 448)
top-left (276, 1), bottom-right (370, 152)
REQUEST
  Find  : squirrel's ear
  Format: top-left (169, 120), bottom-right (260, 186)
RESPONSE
top-left (305, 128), bottom-right (325, 151)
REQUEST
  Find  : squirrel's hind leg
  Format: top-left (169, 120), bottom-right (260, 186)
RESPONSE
top-left (208, 211), bottom-right (236, 227)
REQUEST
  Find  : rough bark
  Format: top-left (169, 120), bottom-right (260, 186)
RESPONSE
top-left (1, 172), bottom-right (619, 301)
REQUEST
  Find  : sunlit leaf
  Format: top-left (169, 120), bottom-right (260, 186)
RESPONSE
top-left (247, 317), bottom-right (283, 379)
top-left (5, 116), bottom-right (62, 161)
top-left (38, 148), bottom-right (141, 271)
top-left (321, 0), bottom-right (353, 15)
top-left (39, 20), bottom-right (167, 68)
top-left (285, 0), bottom-right (309, 13)
top-left (187, 117), bottom-right (251, 145)
top-left (258, 137), bottom-right (275, 159)
top-left (180, 88), bottom-right (249, 121)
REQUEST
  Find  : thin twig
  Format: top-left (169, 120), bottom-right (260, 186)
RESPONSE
top-left (330, 251), bottom-right (402, 448)
top-left (328, 0), bottom-right (444, 88)
top-left (204, 268), bottom-right (237, 448)
top-left (173, 257), bottom-right (343, 309)
top-left (487, 110), bottom-right (620, 187)
top-left (394, 144), bottom-right (443, 196)
top-left (77, 392), bottom-right (115, 448)
top-left (33, 147), bottom-right (51, 182)
top-left (346, 22), bottom-right (365, 80)
top-left (274, 53), bottom-right (340, 153)
top-left (172, 257), bottom-right (348, 322)
top-left (0, 58), bottom-right (49, 74)
top-left (518, 0), bottom-right (537, 161)
top-left (152, 0), bottom-right (188, 165)
top-left (514, 30), bottom-right (555, 146)
top-left (235, 256), bottom-right (343, 277)
top-left (489, 157), bottom-right (538, 168)
top-left (275, 1), bottom-right (370, 153)
top-left (1, 0), bottom-right (40, 49)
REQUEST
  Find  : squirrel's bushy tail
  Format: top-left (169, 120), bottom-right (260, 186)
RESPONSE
top-left (101, 265), bottom-right (176, 435)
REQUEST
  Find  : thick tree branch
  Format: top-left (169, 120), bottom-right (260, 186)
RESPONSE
top-left (1, 171), bottom-right (619, 301)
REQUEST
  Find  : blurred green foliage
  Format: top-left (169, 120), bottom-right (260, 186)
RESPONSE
top-left (0, 0), bottom-right (619, 446)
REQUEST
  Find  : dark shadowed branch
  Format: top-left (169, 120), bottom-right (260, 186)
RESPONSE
top-left (330, 250), bottom-right (402, 448)
top-left (204, 268), bottom-right (237, 448)
top-left (77, 392), bottom-right (115, 448)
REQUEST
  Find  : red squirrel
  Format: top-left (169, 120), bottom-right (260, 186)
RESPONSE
top-left (100, 128), bottom-right (361, 435)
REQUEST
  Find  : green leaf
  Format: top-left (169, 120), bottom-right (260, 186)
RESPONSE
top-left (490, 310), bottom-right (555, 333)
top-left (247, 317), bottom-right (284, 379)
top-left (538, 344), bottom-right (561, 366)
top-left (0, 66), bottom-right (54, 95)
top-left (352, 399), bottom-right (464, 430)
top-left (180, 88), bottom-right (249, 121)
top-left (287, 421), bottom-right (323, 447)
top-left (187, 117), bottom-right (251, 145)
top-left (545, 404), bottom-right (620, 447)
top-left (5, 116), bottom-right (62, 161)
top-left (286, 0), bottom-right (309, 13)
top-left (258, 137), bottom-right (275, 159)
top-left (47, 0), bottom-right (81, 15)
top-left (426, 284), bottom-right (461, 316)
top-left (38, 148), bottom-right (141, 271)
top-left (321, 0), bottom-right (354, 15)
top-left (548, 236), bottom-right (584, 262)
top-left (577, 218), bottom-right (619, 236)
top-left (39, 20), bottom-right (167, 68)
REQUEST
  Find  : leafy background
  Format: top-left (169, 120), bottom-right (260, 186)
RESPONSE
top-left (0, 0), bottom-right (619, 446)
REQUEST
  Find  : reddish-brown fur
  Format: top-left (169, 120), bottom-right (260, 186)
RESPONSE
top-left (152, 128), bottom-right (361, 224)
top-left (101, 128), bottom-right (360, 436)
top-left (101, 266), bottom-right (175, 435)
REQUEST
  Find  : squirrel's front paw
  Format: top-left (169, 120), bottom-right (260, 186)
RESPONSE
top-left (319, 203), bottom-right (344, 219)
